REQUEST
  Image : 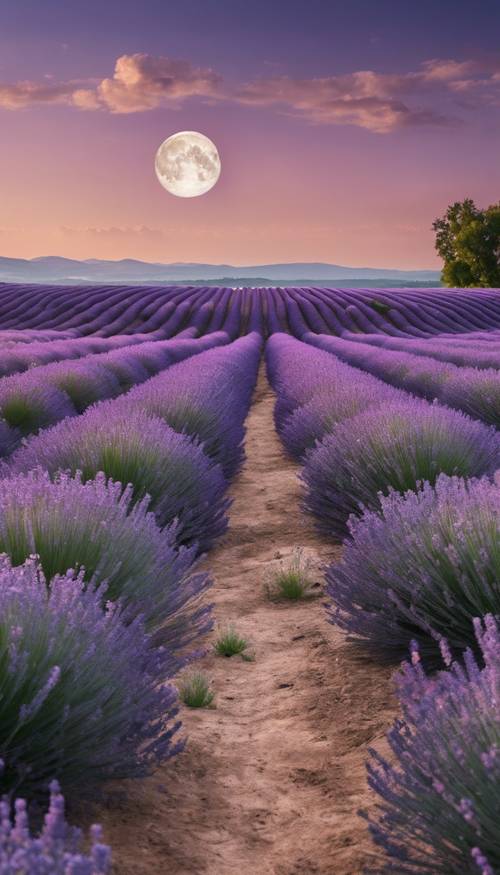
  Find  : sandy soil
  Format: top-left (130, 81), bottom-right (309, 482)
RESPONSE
top-left (93, 369), bottom-right (395, 875)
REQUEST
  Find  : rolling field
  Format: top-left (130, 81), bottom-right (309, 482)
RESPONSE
top-left (0, 284), bottom-right (498, 874)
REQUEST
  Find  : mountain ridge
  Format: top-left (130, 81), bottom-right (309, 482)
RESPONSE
top-left (0, 255), bottom-right (441, 285)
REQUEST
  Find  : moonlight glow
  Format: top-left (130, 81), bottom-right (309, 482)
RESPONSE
top-left (154, 131), bottom-right (221, 198)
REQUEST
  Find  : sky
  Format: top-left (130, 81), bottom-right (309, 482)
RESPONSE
top-left (1, 0), bottom-right (500, 268)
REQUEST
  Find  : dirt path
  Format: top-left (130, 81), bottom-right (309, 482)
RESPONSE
top-left (96, 369), bottom-right (395, 875)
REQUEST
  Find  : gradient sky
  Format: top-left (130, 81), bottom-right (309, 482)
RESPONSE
top-left (1, 0), bottom-right (500, 268)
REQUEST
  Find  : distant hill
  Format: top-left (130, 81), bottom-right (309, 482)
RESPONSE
top-left (0, 256), bottom-right (441, 286)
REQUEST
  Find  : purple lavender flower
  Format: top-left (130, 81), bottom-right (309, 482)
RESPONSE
top-left (342, 329), bottom-right (500, 370)
top-left (280, 382), bottom-right (400, 460)
top-left (441, 368), bottom-right (500, 427)
top-left (265, 333), bottom-right (374, 429)
top-left (0, 334), bottom-right (231, 456)
top-left (363, 615), bottom-right (500, 873)
top-left (306, 332), bottom-right (500, 428)
top-left (0, 469), bottom-right (211, 648)
top-left (40, 360), bottom-right (121, 413)
top-left (0, 778), bottom-right (111, 873)
top-left (4, 284), bottom-right (500, 338)
top-left (7, 405), bottom-right (230, 551)
top-left (0, 556), bottom-right (182, 797)
top-left (0, 375), bottom-right (75, 437)
top-left (326, 472), bottom-right (500, 659)
top-left (302, 399), bottom-right (500, 539)
top-left (305, 332), bottom-right (454, 401)
top-left (124, 334), bottom-right (261, 477)
top-left (0, 332), bottom-right (148, 379)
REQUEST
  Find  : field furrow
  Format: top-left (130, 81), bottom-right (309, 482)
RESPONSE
top-left (92, 367), bottom-right (394, 875)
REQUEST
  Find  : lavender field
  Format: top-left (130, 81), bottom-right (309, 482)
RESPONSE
top-left (0, 283), bottom-right (499, 874)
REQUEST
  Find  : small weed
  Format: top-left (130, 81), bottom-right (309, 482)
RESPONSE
top-left (266, 548), bottom-right (317, 601)
top-left (241, 651), bottom-right (256, 662)
top-left (178, 671), bottom-right (214, 708)
top-left (214, 625), bottom-right (248, 657)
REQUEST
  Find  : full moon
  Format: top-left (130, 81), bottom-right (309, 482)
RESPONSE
top-left (155, 131), bottom-right (221, 198)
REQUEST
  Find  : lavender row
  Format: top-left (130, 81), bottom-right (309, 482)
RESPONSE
top-left (265, 332), bottom-right (403, 457)
top-left (0, 328), bottom-right (79, 343)
top-left (265, 337), bottom-right (500, 873)
top-left (4, 333), bottom-right (260, 548)
top-left (267, 335), bottom-right (500, 542)
top-left (266, 339), bottom-right (500, 871)
top-left (4, 284), bottom-right (500, 337)
top-left (123, 332), bottom-right (262, 479)
top-left (327, 474), bottom-right (500, 660)
top-left (0, 332), bottom-right (228, 457)
top-left (266, 334), bottom-right (500, 658)
top-left (342, 329), bottom-right (500, 370)
top-left (0, 331), bottom-right (163, 379)
top-left (305, 332), bottom-right (500, 427)
top-left (0, 451), bottom-right (214, 796)
top-left (0, 284), bottom-right (205, 336)
top-left (283, 333), bottom-right (500, 653)
top-left (0, 336), bottom-right (260, 808)
top-left (274, 336), bottom-right (500, 868)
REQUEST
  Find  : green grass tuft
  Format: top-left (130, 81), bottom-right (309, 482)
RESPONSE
top-left (213, 625), bottom-right (248, 657)
top-left (178, 671), bottom-right (214, 708)
top-left (266, 548), bottom-right (317, 601)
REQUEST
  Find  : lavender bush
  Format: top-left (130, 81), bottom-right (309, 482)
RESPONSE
top-left (344, 329), bottom-right (500, 370)
top-left (128, 381), bottom-right (245, 476)
top-left (95, 347), bottom-right (150, 390)
top-left (306, 332), bottom-right (500, 428)
top-left (326, 473), bottom-right (500, 659)
top-left (305, 333), bottom-right (454, 400)
top-left (7, 406), bottom-right (230, 551)
top-left (0, 776), bottom-right (111, 873)
top-left (441, 368), bottom-right (500, 427)
top-left (302, 399), bottom-right (500, 539)
top-left (0, 556), bottom-right (181, 796)
top-left (0, 335), bottom-right (230, 457)
top-left (0, 332), bottom-right (148, 379)
top-left (364, 615), bottom-right (500, 874)
top-left (280, 382), bottom-right (400, 460)
top-left (42, 360), bottom-right (121, 413)
top-left (0, 378), bottom-right (75, 437)
top-left (0, 469), bottom-right (210, 647)
top-left (125, 334), bottom-right (261, 478)
top-left (266, 334), bottom-right (346, 427)
top-left (265, 334), bottom-right (401, 453)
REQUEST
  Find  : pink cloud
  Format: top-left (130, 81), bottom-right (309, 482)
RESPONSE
top-left (0, 53), bottom-right (499, 132)
top-left (0, 53), bottom-right (221, 114)
top-left (94, 53), bottom-right (222, 113)
top-left (0, 81), bottom-right (77, 109)
top-left (234, 70), bottom-right (457, 132)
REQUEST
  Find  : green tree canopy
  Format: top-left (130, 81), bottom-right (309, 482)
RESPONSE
top-left (433, 198), bottom-right (500, 288)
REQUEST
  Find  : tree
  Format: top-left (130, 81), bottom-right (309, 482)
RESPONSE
top-left (432, 198), bottom-right (500, 288)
